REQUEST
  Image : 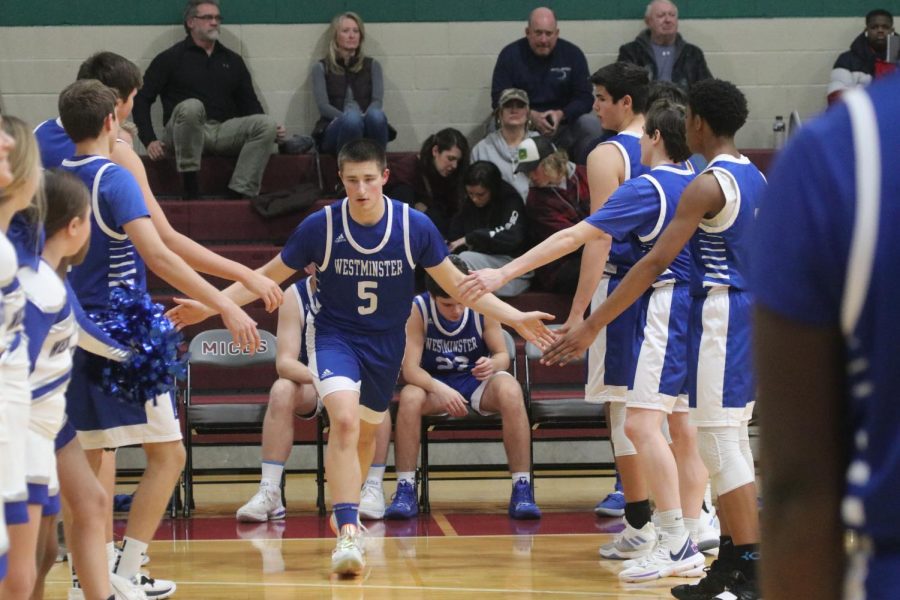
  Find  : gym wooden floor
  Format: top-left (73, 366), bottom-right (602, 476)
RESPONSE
top-left (43, 473), bottom-right (703, 599)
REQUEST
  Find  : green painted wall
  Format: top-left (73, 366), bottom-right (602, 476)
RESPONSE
top-left (2, 1), bottom-right (898, 26)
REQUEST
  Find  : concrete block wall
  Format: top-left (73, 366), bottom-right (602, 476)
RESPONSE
top-left (0, 17), bottom-right (860, 152)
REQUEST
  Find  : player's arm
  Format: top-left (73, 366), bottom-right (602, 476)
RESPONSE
top-left (273, 287), bottom-right (313, 384)
top-left (459, 221), bottom-right (599, 300)
top-left (542, 173), bottom-right (723, 365)
top-left (426, 258), bottom-right (555, 348)
top-left (167, 253), bottom-right (297, 328)
top-left (755, 308), bottom-right (846, 600)
top-left (123, 216), bottom-right (260, 350)
top-left (563, 143), bottom-right (622, 328)
top-left (111, 144), bottom-right (283, 312)
top-left (400, 304), bottom-right (467, 416)
top-left (471, 317), bottom-right (510, 381)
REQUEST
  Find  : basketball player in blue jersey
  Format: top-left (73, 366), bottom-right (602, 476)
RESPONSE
top-left (385, 255), bottom-right (540, 521)
top-left (56, 79), bottom-right (265, 597)
top-left (459, 100), bottom-right (712, 576)
top-left (236, 267), bottom-right (392, 525)
top-left (578, 62), bottom-right (653, 521)
top-left (0, 115), bottom-right (17, 584)
top-left (755, 74), bottom-right (900, 600)
top-left (168, 138), bottom-right (554, 576)
top-left (539, 79), bottom-right (765, 599)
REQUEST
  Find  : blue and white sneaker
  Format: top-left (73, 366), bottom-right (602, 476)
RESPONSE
top-left (598, 521), bottom-right (657, 560)
top-left (236, 482), bottom-right (285, 522)
top-left (508, 478), bottom-right (542, 520)
top-left (384, 481), bottom-right (418, 520)
top-left (618, 531), bottom-right (705, 582)
top-left (594, 473), bottom-right (625, 517)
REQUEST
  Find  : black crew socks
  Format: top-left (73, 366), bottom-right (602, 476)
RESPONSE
top-left (624, 499), bottom-right (652, 529)
top-left (734, 543), bottom-right (760, 580)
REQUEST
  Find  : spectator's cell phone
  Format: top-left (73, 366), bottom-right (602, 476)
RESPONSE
top-left (888, 34), bottom-right (900, 63)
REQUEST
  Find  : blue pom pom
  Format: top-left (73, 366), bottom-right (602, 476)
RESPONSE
top-left (90, 287), bottom-right (187, 407)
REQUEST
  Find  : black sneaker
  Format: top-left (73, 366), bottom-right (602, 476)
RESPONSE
top-left (715, 575), bottom-right (760, 600)
top-left (670, 559), bottom-right (739, 599)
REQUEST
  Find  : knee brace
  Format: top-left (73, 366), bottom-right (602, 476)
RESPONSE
top-left (738, 421), bottom-right (754, 473)
top-left (609, 402), bottom-right (637, 457)
top-left (696, 427), bottom-right (754, 495)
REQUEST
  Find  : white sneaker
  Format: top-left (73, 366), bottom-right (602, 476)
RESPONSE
top-left (132, 573), bottom-right (176, 599)
top-left (618, 531), bottom-right (705, 582)
top-left (67, 588), bottom-right (84, 600)
top-left (359, 483), bottom-right (385, 520)
top-left (599, 521), bottom-right (657, 560)
top-left (236, 482), bottom-right (285, 522)
top-left (695, 505), bottom-right (721, 555)
top-left (110, 572), bottom-right (149, 600)
top-left (331, 528), bottom-right (366, 576)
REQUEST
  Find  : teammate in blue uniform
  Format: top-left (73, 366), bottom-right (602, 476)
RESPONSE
top-left (579, 62), bottom-right (652, 520)
top-left (168, 137), bottom-right (553, 576)
top-left (57, 78), bottom-right (265, 597)
top-left (0, 114), bottom-right (18, 584)
top-left (385, 255), bottom-right (540, 521)
top-left (540, 79), bottom-right (765, 600)
top-left (755, 74), bottom-right (900, 600)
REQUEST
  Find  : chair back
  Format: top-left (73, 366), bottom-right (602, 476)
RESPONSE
top-left (501, 329), bottom-right (517, 379)
top-left (187, 329), bottom-right (277, 368)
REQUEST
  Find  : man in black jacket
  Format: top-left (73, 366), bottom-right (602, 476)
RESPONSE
top-left (133, 0), bottom-right (284, 199)
top-left (617, 0), bottom-right (712, 90)
top-left (827, 9), bottom-right (896, 104)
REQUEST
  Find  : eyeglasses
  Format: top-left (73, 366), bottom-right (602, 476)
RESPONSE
top-left (194, 14), bottom-right (222, 22)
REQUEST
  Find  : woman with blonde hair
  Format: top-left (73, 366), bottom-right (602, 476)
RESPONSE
top-left (311, 12), bottom-right (391, 154)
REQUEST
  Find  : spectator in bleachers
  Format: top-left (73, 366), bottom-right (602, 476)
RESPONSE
top-left (471, 88), bottom-right (537, 200)
top-left (517, 136), bottom-right (589, 293)
top-left (311, 12), bottom-right (392, 154)
top-left (386, 128), bottom-right (469, 237)
top-left (617, 0), bottom-right (712, 90)
top-left (827, 9), bottom-right (896, 104)
top-left (133, 0), bottom-right (284, 199)
top-left (491, 7), bottom-right (601, 163)
top-left (448, 161), bottom-right (531, 297)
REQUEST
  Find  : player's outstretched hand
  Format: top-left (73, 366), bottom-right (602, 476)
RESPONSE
top-left (459, 268), bottom-right (506, 302)
top-left (166, 297), bottom-right (213, 329)
top-left (220, 302), bottom-right (261, 355)
top-left (557, 312), bottom-right (583, 335)
top-left (243, 271), bottom-right (284, 313)
top-left (540, 320), bottom-right (598, 366)
top-left (511, 311), bottom-right (556, 349)
top-left (471, 356), bottom-right (496, 381)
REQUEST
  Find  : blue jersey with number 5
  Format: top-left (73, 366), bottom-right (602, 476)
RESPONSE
top-left (281, 197), bottom-right (447, 334)
top-left (414, 292), bottom-right (487, 391)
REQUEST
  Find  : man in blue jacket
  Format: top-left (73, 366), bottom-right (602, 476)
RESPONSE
top-left (491, 7), bottom-right (601, 162)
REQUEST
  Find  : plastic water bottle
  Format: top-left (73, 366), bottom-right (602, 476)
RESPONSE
top-left (773, 115), bottom-right (786, 150)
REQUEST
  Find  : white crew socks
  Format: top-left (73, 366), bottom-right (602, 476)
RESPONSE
top-left (365, 464), bottom-right (386, 487)
top-left (511, 472), bottom-right (531, 484)
top-left (114, 537), bottom-right (149, 579)
top-left (396, 471), bottom-right (416, 485)
top-left (261, 461), bottom-right (285, 489)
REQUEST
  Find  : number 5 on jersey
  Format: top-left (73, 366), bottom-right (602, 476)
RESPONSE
top-left (358, 281), bottom-right (378, 315)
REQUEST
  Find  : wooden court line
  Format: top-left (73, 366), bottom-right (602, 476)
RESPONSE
top-left (431, 511), bottom-right (458, 536)
top-left (136, 579), bottom-right (667, 597)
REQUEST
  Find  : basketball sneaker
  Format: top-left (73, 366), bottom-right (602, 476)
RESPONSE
top-left (331, 527), bottom-right (366, 576)
top-left (598, 521), bottom-right (657, 560)
top-left (359, 482), bottom-right (385, 520)
top-left (236, 481), bottom-right (285, 522)
top-left (110, 572), bottom-right (149, 600)
top-left (671, 558), bottom-right (742, 599)
top-left (618, 531), bottom-right (705, 582)
top-left (132, 573), bottom-right (176, 599)
top-left (594, 474), bottom-right (625, 517)
top-left (384, 481), bottom-right (418, 520)
top-left (695, 505), bottom-right (721, 555)
top-left (508, 477), bottom-right (542, 519)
